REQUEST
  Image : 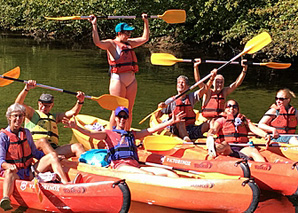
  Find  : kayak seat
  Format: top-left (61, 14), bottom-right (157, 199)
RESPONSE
top-left (72, 173), bottom-right (83, 184)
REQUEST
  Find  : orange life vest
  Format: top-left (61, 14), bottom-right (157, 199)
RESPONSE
top-left (269, 104), bottom-right (297, 134)
top-left (217, 113), bottom-right (249, 143)
top-left (1, 128), bottom-right (33, 170)
top-left (173, 95), bottom-right (196, 126)
top-left (108, 40), bottom-right (138, 74)
top-left (202, 91), bottom-right (225, 118)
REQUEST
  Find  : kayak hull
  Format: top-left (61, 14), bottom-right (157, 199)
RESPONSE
top-left (0, 168), bottom-right (130, 212)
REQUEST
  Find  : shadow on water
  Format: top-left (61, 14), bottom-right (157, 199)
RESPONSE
top-left (0, 34), bottom-right (297, 212)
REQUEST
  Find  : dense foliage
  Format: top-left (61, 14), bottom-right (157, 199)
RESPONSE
top-left (0, 0), bottom-right (297, 60)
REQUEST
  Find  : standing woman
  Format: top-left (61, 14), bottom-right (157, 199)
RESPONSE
top-left (258, 88), bottom-right (298, 144)
top-left (90, 14), bottom-right (149, 130)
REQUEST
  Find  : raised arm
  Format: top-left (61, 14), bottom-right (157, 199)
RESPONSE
top-left (128, 14), bottom-right (149, 48)
top-left (62, 117), bottom-right (107, 140)
top-left (258, 108), bottom-right (280, 138)
top-left (135, 111), bottom-right (186, 139)
top-left (224, 59), bottom-right (248, 96)
top-left (56, 92), bottom-right (85, 123)
top-left (15, 80), bottom-right (37, 119)
top-left (90, 15), bottom-right (113, 50)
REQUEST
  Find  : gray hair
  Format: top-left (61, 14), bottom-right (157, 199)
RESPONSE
top-left (177, 75), bottom-right (189, 85)
top-left (6, 103), bottom-right (26, 122)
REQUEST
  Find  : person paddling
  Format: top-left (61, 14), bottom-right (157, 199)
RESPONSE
top-left (63, 106), bottom-right (184, 177)
top-left (258, 88), bottom-right (298, 144)
top-left (207, 99), bottom-right (271, 162)
top-left (90, 13), bottom-right (149, 130)
top-left (15, 80), bottom-right (85, 158)
top-left (0, 103), bottom-right (69, 211)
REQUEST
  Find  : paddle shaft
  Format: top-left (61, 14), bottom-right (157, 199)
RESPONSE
top-left (143, 162), bottom-right (202, 175)
top-left (80, 15), bottom-right (160, 20)
top-left (0, 75), bottom-right (93, 99)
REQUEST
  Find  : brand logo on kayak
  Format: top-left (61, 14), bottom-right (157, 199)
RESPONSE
top-left (194, 162), bottom-right (212, 169)
top-left (20, 181), bottom-right (28, 191)
top-left (63, 186), bottom-right (86, 194)
top-left (254, 164), bottom-right (272, 171)
top-left (42, 184), bottom-right (60, 192)
top-left (165, 157), bottom-right (191, 166)
top-left (191, 182), bottom-right (214, 188)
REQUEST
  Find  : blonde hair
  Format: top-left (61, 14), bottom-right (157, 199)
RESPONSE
top-left (277, 88), bottom-right (296, 99)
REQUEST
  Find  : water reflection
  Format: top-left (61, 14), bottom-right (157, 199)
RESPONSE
top-left (0, 34), bottom-right (297, 212)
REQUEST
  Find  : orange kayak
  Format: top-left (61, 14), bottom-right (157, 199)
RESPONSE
top-left (0, 167), bottom-right (130, 212)
top-left (61, 159), bottom-right (259, 212)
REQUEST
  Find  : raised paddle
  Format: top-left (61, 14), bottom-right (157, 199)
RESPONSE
top-left (0, 66), bottom-right (20, 86)
top-left (0, 67), bottom-right (128, 110)
top-left (143, 135), bottom-right (295, 151)
top-left (141, 32), bottom-right (272, 124)
top-left (151, 53), bottom-right (291, 69)
top-left (45, 9), bottom-right (186, 24)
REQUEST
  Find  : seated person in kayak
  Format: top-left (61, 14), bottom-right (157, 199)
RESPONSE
top-left (207, 99), bottom-right (271, 162)
top-left (62, 106), bottom-right (185, 177)
top-left (156, 67), bottom-right (217, 142)
top-left (201, 60), bottom-right (248, 127)
top-left (258, 88), bottom-right (298, 144)
top-left (0, 103), bottom-right (69, 211)
top-left (15, 80), bottom-right (85, 158)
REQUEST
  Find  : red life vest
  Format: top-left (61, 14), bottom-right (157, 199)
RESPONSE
top-left (104, 129), bottom-right (139, 163)
top-left (217, 113), bottom-right (249, 143)
top-left (172, 95), bottom-right (196, 126)
top-left (269, 104), bottom-right (297, 134)
top-left (1, 128), bottom-right (33, 170)
top-left (108, 40), bottom-right (138, 74)
top-left (202, 91), bottom-right (225, 118)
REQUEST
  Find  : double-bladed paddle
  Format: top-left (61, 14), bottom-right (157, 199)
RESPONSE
top-left (0, 67), bottom-right (128, 110)
top-left (140, 32), bottom-right (272, 124)
top-left (143, 135), bottom-right (297, 151)
top-left (151, 53), bottom-right (290, 69)
top-left (45, 9), bottom-right (186, 24)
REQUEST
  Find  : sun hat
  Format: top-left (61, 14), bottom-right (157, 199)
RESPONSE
top-left (115, 22), bottom-right (134, 33)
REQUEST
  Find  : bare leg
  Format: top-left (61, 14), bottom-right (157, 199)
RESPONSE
top-left (116, 165), bottom-right (154, 175)
top-left (125, 79), bottom-right (137, 130)
top-left (200, 122), bottom-right (210, 133)
top-left (34, 138), bottom-right (55, 154)
top-left (141, 167), bottom-right (179, 177)
top-left (55, 143), bottom-right (85, 159)
top-left (34, 152), bottom-right (69, 183)
top-left (176, 122), bottom-right (191, 141)
top-left (240, 147), bottom-right (266, 162)
top-left (109, 79), bottom-right (126, 129)
top-left (3, 169), bottom-right (19, 198)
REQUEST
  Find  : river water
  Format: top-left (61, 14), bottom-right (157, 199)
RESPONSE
top-left (0, 34), bottom-right (297, 212)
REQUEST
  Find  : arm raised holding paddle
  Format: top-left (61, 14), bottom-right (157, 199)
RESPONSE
top-left (15, 80), bottom-right (85, 158)
top-left (90, 13), bottom-right (149, 130)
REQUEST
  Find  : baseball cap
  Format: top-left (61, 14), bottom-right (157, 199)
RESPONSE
top-left (115, 22), bottom-right (134, 33)
top-left (38, 93), bottom-right (54, 103)
top-left (115, 106), bottom-right (129, 116)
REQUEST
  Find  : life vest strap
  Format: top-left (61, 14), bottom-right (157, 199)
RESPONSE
top-left (110, 61), bottom-right (138, 68)
top-left (31, 131), bottom-right (59, 139)
top-left (9, 138), bottom-right (27, 145)
top-left (6, 153), bottom-right (33, 164)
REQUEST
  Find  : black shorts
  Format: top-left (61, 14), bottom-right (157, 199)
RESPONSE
top-left (229, 146), bottom-right (253, 161)
top-left (50, 143), bottom-right (59, 150)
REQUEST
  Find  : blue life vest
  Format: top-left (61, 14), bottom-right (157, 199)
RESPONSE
top-left (106, 129), bottom-right (139, 163)
top-left (79, 149), bottom-right (109, 167)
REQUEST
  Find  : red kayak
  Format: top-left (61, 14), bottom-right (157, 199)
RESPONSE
top-left (0, 167), bottom-right (130, 212)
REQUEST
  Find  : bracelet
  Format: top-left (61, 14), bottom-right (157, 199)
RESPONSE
top-left (78, 101), bottom-right (84, 104)
top-left (24, 89), bottom-right (29, 92)
top-left (242, 71), bottom-right (247, 73)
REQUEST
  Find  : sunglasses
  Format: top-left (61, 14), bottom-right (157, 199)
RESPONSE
top-left (275, 97), bottom-right (287, 101)
top-left (117, 115), bottom-right (129, 119)
top-left (226, 104), bottom-right (238, 109)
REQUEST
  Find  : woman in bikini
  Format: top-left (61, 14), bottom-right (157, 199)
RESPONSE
top-left (90, 14), bottom-right (149, 130)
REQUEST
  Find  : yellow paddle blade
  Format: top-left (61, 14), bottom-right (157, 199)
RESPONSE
top-left (151, 53), bottom-right (183, 66)
top-left (143, 135), bottom-right (184, 151)
top-left (0, 67), bottom-right (21, 86)
top-left (261, 62), bottom-right (291, 69)
top-left (243, 32), bottom-right (272, 54)
top-left (91, 94), bottom-right (129, 110)
top-left (34, 178), bottom-right (43, 202)
top-left (158, 9), bottom-right (186, 24)
top-left (45, 16), bottom-right (82, 21)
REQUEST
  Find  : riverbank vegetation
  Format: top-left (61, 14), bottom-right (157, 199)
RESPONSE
top-left (0, 0), bottom-right (297, 61)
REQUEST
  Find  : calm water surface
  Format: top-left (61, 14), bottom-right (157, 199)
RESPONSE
top-left (0, 35), bottom-right (297, 212)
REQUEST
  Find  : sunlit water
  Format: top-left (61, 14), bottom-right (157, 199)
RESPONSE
top-left (0, 34), bottom-right (297, 212)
